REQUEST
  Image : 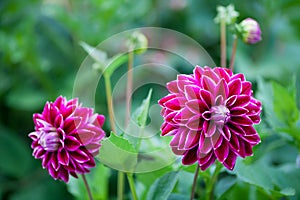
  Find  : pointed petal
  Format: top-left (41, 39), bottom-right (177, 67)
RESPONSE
top-left (223, 151), bottom-right (237, 170)
top-left (199, 152), bottom-right (216, 170)
top-left (184, 131), bottom-right (200, 149)
top-left (230, 107), bottom-right (248, 116)
top-left (230, 116), bottom-right (253, 126)
top-left (166, 80), bottom-right (179, 93)
top-left (58, 149), bottom-right (70, 165)
top-left (184, 85), bottom-right (201, 100)
top-left (215, 78), bottom-right (228, 99)
top-left (231, 95), bottom-right (250, 108)
top-left (186, 99), bottom-right (208, 114)
top-left (65, 136), bottom-right (81, 151)
top-left (71, 149), bottom-right (90, 163)
top-left (215, 140), bottom-right (229, 162)
top-left (228, 79), bottom-right (242, 96)
top-left (200, 89), bottom-right (212, 108)
top-left (186, 116), bottom-right (203, 131)
top-left (182, 146), bottom-right (198, 165)
top-left (241, 81), bottom-right (252, 96)
top-left (201, 75), bottom-right (217, 93)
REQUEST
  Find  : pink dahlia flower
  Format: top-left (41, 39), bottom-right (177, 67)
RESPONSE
top-left (159, 66), bottom-right (261, 170)
top-left (29, 96), bottom-right (105, 182)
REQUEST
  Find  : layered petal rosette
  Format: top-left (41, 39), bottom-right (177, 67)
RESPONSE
top-left (159, 66), bottom-right (261, 170)
top-left (29, 96), bottom-right (105, 182)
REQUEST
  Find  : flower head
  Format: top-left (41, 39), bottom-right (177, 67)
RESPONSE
top-left (159, 66), bottom-right (261, 170)
top-left (238, 18), bottom-right (262, 44)
top-left (29, 96), bottom-right (105, 182)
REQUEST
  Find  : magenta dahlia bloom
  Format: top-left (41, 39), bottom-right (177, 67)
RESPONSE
top-left (159, 66), bottom-right (261, 170)
top-left (29, 96), bottom-right (105, 182)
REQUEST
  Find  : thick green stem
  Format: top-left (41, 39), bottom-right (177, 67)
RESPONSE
top-left (82, 174), bottom-right (94, 200)
top-left (220, 20), bottom-right (227, 68)
top-left (229, 36), bottom-right (238, 71)
top-left (190, 164), bottom-right (200, 200)
top-left (104, 74), bottom-right (116, 133)
top-left (206, 163), bottom-right (222, 200)
top-left (125, 50), bottom-right (134, 127)
top-left (117, 171), bottom-right (125, 200)
top-left (127, 173), bottom-right (138, 200)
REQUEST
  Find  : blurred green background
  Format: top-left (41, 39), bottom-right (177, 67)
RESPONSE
top-left (1, 0), bottom-right (300, 199)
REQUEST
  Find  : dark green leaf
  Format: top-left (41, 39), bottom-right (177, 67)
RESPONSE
top-left (272, 81), bottom-right (299, 126)
top-left (146, 171), bottom-right (179, 200)
top-left (215, 176), bottom-right (237, 199)
top-left (234, 158), bottom-right (296, 196)
top-left (132, 89), bottom-right (152, 128)
top-left (0, 126), bottom-right (32, 177)
top-left (168, 194), bottom-right (190, 200)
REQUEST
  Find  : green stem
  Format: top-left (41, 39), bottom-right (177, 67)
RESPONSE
top-left (220, 19), bottom-right (227, 68)
top-left (127, 173), bottom-right (138, 200)
top-left (82, 174), bottom-right (94, 200)
top-left (117, 171), bottom-right (125, 200)
top-left (229, 35), bottom-right (238, 71)
top-left (104, 73), bottom-right (123, 200)
top-left (190, 164), bottom-right (200, 200)
top-left (125, 50), bottom-right (134, 127)
top-left (206, 163), bottom-right (222, 200)
top-left (104, 74), bottom-right (116, 133)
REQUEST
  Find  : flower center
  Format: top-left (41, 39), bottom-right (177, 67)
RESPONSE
top-left (39, 131), bottom-right (60, 152)
top-left (210, 105), bottom-right (230, 125)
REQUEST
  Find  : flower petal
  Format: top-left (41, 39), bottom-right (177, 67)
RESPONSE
top-left (215, 140), bottom-right (229, 162)
top-left (223, 151), bottom-right (237, 170)
top-left (182, 146), bottom-right (198, 165)
top-left (228, 78), bottom-right (242, 96)
top-left (184, 85), bottom-right (201, 100)
top-left (58, 148), bottom-right (69, 165)
top-left (167, 80), bottom-right (180, 93)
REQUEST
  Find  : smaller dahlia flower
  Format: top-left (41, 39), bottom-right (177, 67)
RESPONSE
top-left (239, 18), bottom-right (262, 44)
top-left (29, 96), bottom-right (105, 182)
top-left (159, 66), bottom-right (261, 170)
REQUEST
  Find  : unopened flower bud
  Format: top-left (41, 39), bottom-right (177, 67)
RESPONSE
top-left (238, 18), bottom-right (262, 44)
top-left (126, 31), bottom-right (148, 54)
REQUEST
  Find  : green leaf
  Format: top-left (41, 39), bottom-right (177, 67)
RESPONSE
top-left (272, 80), bottom-right (299, 126)
top-left (234, 158), bottom-right (296, 196)
top-left (5, 85), bottom-right (47, 111)
top-left (168, 194), bottom-right (190, 200)
top-left (79, 41), bottom-right (107, 65)
top-left (215, 176), bottom-right (237, 199)
top-left (68, 164), bottom-right (110, 200)
top-left (97, 133), bottom-right (138, 172)
top-left (146, 171), bottom-right (179, 200)
top-left (0, 125), bottom-right (32, 177)
top-left (132, 88), bottom-right (152, 128)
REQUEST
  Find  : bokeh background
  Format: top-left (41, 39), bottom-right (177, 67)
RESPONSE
top-left (1, 0), bottom-right (300, 199)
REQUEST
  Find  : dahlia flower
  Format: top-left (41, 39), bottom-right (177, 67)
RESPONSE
top-left (159, 66), bottom-right (261, 170)
top-left (239, 18), bottom-right (262, 44)
top-left (29, 96), bottom-right (105, 182)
